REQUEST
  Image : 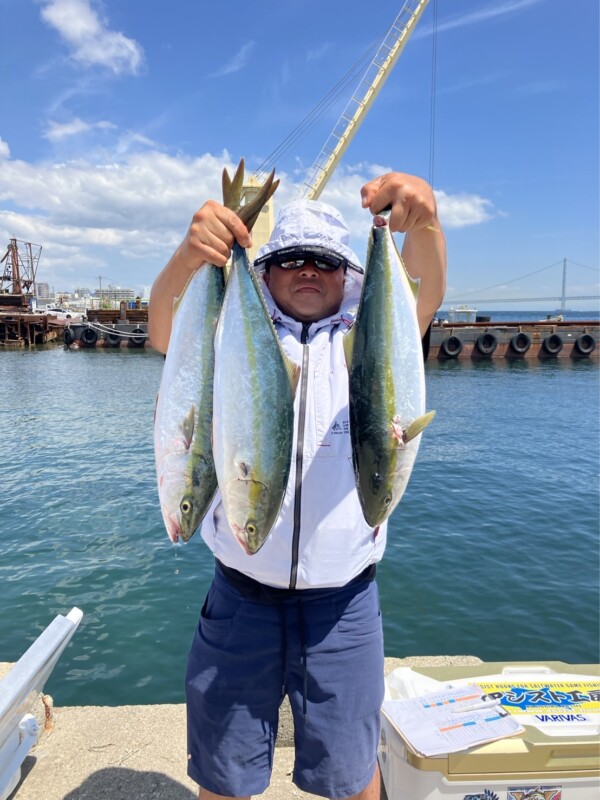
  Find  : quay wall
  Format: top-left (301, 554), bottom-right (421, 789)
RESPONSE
top-left (2, 656), bottom-right (483, 800)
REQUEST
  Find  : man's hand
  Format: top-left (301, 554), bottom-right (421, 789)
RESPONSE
top-left (179, 200), bottom-right (252, 271)
top-left (360, 172), bottom-right (438, 233)
top-left (149, 200), bottom-right (252, 352)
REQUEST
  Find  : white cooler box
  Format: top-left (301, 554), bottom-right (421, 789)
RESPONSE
top-left (378, 661), bottom-right (600, 800)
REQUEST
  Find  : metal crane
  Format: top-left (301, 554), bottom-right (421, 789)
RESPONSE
top-left (299, 0), bottom-right (430, 200)
top-left (244, 1), bottom-right (431, 259)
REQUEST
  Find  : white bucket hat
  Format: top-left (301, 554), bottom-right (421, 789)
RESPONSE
top-left (254, 199), bottom-right (363, 273)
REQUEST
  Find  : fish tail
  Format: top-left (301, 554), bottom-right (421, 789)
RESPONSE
top-left (222, 159), bottom-right (245, 211)
top-left (238, 169), bottom-right (280, 232)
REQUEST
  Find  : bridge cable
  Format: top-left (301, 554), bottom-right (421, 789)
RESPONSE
top-left (567, 260), bottom-right (600, 273)
top-left (446, 259), bottom-right (565, 299)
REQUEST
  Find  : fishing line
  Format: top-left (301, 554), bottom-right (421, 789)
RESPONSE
top-left (250, 33), bottom-right (386, 182)
top-left (429, 0), bottom-right (438, 187)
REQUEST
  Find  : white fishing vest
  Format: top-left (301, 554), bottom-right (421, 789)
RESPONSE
top-left (200, 283), bottom-right (388, 590)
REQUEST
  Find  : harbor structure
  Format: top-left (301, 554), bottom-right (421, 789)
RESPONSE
top-left (429, 318), bottom-right (598, 361)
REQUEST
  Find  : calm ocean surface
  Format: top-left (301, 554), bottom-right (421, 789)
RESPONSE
top-left (1, 310), bottom-right (598, 706)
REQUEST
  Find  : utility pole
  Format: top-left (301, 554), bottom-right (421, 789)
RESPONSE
top-left (97, 275), bottom-right (106, 308)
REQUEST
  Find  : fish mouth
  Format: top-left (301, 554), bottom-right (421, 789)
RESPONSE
top-left (234, 532), bottom-right (255, 555)
top-left (231, 522), bottom-right (262, 555)
top-left (166, 512), bottom-right (182, 544)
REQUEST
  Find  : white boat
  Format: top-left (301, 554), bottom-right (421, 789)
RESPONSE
top-left (447, 305), bottom-right (478, 324)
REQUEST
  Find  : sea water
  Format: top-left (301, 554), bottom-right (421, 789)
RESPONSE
top-left (0, 331), bottom-right (598, 706)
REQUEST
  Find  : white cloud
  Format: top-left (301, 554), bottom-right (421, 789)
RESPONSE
top-left (0, 138), bottom-right (10, 159)
top-left (44, 117), bottom-right (116, 141)
top-left (434, 190), bottom-right (496, 228)
top-left (39, 0), bottom-right (144, 75)
top-left (0, 151), bottom-right (496, 290)
top-left (514, 80), bottom-right (564, 96)
top-left (208, 42), bottom-right (255, 78)
top-left (414, 0), bottom-right (544, 38)
top-left (306, 43), bottom-right (331, 63)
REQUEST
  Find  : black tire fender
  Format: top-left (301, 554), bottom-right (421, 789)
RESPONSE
top-left (574, 333), bottom-right (596, 356)
top-left (542, 333), bottom-right (563, 355)
top-left (63, 327), bottom-right (75, 346)
top-left (474, 332), bottom-right (498, 356)
top-left (129, 327), bottom-right (146, 347)
top-left (440, 335), bottom-right (463, 358)
top-left (106, 330), bottom-right (121, 346)
top-left (509, 332), bottom-right (531, 354)
top-left (80, 326), bottom-right (98, 346)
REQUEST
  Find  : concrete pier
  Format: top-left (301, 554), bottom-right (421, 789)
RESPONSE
top-left (5, 656), bottom-right (483, 799)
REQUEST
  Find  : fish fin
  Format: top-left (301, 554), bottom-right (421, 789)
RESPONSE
top-left (238, 169), bottom-right (279, 233)
top-left (284, 355), bottom-right (301, 396)
top-left (404, 410), bottom-right (436, 443)
top-left (181, 406), bottom-right (196, 449)
top-left (222, 159), bottom-right (245, 211)
top-left (342, 325), bottom-right (355, 368)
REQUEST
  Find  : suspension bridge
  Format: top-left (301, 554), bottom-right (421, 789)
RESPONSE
top-left (441, 258), bottom-right (600, 309)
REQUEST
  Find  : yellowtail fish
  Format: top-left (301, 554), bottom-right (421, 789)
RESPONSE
top-left (212, 174), bottom-right (301, 555)
top-left (154, 160), bottom-right (276, 543)
top-left (344, 209), bottom-right (435, 527)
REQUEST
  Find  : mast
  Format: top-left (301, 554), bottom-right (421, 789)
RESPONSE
top-left (299, 0), bottom-right (430, 200)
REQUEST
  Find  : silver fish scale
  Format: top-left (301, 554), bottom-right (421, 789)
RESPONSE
top-left (347, 221), bottom-right (426, 527)
top-left (154, 264), bottom-right (223, 542)
top-left (212, 243), bottom-right (295, 554)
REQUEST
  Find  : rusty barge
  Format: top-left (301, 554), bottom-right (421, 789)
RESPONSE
top-left (428, 319), bottom-right (599, 361)
top-left (62, 306), bottom-right (150, 349)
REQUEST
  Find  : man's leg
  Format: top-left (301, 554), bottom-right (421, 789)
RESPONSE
top-left (199, 788), bottom-right (251, 800)
top-left (335, 762), bottom-right (380, 800)
top-left (286, 579), bottom-right (385, 800)
top-left (186, 566), bottom-right (283, 798)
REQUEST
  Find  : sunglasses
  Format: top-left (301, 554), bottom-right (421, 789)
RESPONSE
top-left (255, 246), bottom-right (350, 273)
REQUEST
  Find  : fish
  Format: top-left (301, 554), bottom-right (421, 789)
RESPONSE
top-left (154, 159), bottom-right (274, 543)
top-left (343, 209), bottom-right (435, 527)
top-left (212, 175), bottom-right (300, 555)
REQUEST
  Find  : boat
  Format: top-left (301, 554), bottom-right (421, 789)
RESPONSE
top-left (446, 305), bottom-right (478, 324)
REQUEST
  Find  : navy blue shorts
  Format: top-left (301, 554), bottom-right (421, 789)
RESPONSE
top-left (185, 561), bottom-right (384, 798)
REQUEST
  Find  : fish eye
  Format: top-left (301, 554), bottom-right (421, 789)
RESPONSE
top-left (384, 496), bottom-right (392, 507)
top-left (180, 499), bottom-right (192, 515)
top-left (246, 522), bottom-right (257, 536)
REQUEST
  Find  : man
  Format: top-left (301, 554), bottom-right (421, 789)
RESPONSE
top-left (149, 171), bottom-right (446, 800)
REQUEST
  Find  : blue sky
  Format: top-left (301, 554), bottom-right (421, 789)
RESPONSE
top-left (0, 0), bottom-right (598, 309)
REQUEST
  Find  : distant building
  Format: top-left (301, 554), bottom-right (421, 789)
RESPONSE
top-left (36, 282), bottom-right (50, 298)
top-left (74, 287), bottom-right (93, 298)
top-left (93, 285), bottom-right (136, 301)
